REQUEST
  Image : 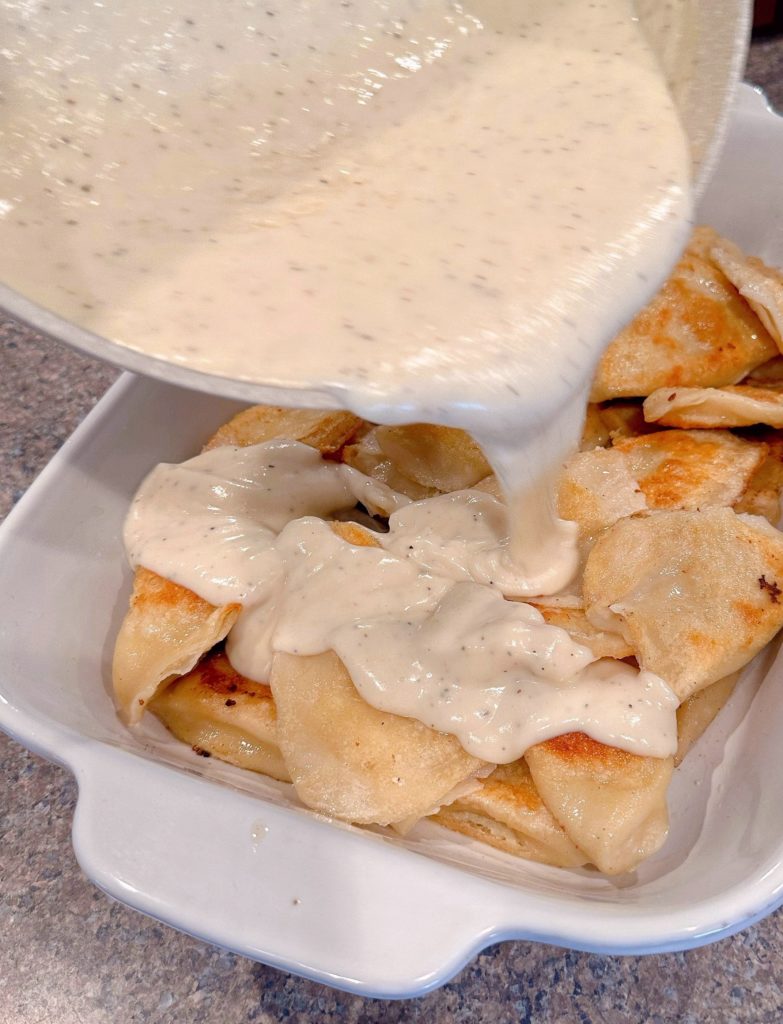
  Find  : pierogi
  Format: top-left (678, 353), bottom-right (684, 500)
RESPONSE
top-left (113, 229), bottom-right (783, 876)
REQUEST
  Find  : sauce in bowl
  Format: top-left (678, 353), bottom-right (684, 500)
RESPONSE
top-left (0, 0), bottom-right (702, 761)
top-left (0, 2), bottom-right (687, 544)
top-left (0, 0), bottom-right (691, 582)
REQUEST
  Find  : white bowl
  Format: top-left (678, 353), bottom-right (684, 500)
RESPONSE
top-left (2, 85), bottom-right (783, 999)
top-left (0, 0), bottom-right (751, 414)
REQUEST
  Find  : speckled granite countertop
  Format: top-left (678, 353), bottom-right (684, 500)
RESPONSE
top-left (2, 41), bottom-right (783, 1024)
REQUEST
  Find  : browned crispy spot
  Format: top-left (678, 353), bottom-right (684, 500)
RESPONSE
top-left (759, 574), bottom-right (782, 603)
top-left (133, 567), bottom-right (219, 615)
top-left (330, 521), bottom-right (383, 548)
top-left (632, 433), bottom-right (718, 507)
top-left (731, 599), bottom-right (766, 635)
top-left (197, 650), bottom-right (272, 700)
top-left (684, 629), bottom-right (720, 653)
top-left (480, 772), bottom-right (542, 813)
top-left (540, 731), bottom-right (640, 772)
top-left (612, 430), bottom-right (765, 513)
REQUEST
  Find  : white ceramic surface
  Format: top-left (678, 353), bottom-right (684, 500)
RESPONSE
top-left (2, 85), bottom-right (783, 999)
top-left (636, 0), bottom-right (751, 194)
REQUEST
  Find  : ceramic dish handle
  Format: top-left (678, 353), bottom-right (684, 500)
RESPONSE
top-left (70, 743), bottom-right (503, 997)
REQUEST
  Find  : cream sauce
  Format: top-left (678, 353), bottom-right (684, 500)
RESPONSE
top-left (125, 438), bottom-right (405, 602)
top-left (385, 489), bottom-right (578, 595)
top-left (125, 441), bottom-right (679, 762)
top-left (0, 0), bottom-right (692, 586)
top-left (5, 0), bottom-right (693, 758)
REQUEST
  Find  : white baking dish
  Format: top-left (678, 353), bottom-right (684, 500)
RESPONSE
top-left (1, 85), bottom-right (783, 998)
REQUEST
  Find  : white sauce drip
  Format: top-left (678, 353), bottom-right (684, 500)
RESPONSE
top-left (125, 441), bottom-right (679, 762)
top-left (125, 439), bottom-right (403, 602)
top-left (0, 0), bottom-right (692, 587)
top-left (384, 490), bottom-right (578, 596)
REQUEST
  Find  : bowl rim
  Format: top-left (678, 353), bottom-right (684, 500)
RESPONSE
top-left (0, 13), bottom-right (755, 413)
